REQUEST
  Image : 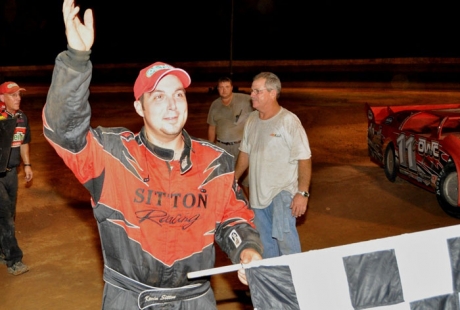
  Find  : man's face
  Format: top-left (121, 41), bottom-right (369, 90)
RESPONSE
top-left (250, 78), bottom-right (270, 111)
top-left (134, 74), bottom-right (188, 142)
top-left (0, 91), bottom-right (22, 113)
top-left (217, 81), bottom-right (233, 100)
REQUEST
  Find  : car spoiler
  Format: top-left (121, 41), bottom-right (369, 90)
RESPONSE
top-left (365, 103), bottom-right (460, 124)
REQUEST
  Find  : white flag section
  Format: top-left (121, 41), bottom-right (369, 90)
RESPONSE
top-left (190, 224), bottom-right (460, 309)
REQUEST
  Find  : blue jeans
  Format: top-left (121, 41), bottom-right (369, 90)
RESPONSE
top-left (253, 191), bottom-right (301, 258)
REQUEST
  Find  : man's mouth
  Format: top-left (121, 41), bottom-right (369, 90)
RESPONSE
top-left (164, 115), bottom-right (178, 122)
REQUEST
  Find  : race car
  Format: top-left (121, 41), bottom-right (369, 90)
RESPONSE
top-left (366, 103), bottom-right (460, 218)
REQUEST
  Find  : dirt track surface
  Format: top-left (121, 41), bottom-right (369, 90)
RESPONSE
top-left (1, 81), bottom-right (460, 309)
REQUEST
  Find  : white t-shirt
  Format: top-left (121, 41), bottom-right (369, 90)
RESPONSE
top-left (240, 107), bottom-right (311, 209)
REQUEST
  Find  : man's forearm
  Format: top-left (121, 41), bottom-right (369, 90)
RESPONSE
top-left (298, 158), bottom-right (312, 192)
top-left (43, 50), bottom-right (92, 152)
top-left (20, 143), bottom-right (30, 164)
top-left (235, 151), bottom-right (249, 180)
top-left (207, 125), bottom-right (216, 143)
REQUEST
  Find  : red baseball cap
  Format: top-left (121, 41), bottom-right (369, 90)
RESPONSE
top-left (133, 62), bottom-right (191, 100)
top-left (0, 81), bottom-right (26, 95)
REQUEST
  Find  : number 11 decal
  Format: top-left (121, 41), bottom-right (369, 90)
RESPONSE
top-left (397, 133), bottom-right (417, 171)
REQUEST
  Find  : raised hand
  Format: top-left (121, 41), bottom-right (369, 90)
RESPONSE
top-left (62, 0), bottom-right (94, 51)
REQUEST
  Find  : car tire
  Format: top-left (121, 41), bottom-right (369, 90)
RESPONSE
top-left (436, 161), bottom-right (460, 219)
top-left (384, 143), bottom-right (398, 182)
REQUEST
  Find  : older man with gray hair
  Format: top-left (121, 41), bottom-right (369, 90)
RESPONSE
top-left (235, 72), bottom-right (312, 258)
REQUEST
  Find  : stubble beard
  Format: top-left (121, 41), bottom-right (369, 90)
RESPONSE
top-left (161, 115), bottom-right (187, 137)
top-left (161, 125), bottom-right (182, 137)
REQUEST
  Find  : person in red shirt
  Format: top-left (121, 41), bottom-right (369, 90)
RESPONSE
top-left (42, 0), bottom-right (263, 308)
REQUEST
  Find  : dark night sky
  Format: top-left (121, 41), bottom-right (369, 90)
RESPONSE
top-left (1, 0), bottom-right (460, 66)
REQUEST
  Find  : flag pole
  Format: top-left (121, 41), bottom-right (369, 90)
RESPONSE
top-left (187, 260), bottom-right (267, 279)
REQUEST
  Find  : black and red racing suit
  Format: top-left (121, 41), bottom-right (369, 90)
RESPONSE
top-left (43, 48), bottom-right (262, 309)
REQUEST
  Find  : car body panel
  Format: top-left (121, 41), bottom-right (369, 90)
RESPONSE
top-left (366, 103), bottom-right (460, 207)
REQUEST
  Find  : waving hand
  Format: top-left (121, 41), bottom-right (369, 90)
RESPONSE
top-left (62, 0), bottom-right (94, 51)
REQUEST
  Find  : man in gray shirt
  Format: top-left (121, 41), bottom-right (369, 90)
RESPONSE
top-left (207, 77), bottom-right (253, 196)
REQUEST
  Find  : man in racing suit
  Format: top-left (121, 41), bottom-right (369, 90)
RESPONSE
top-left (42, 1), bottom-right (263, 309)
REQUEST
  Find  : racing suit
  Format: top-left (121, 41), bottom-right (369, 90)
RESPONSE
top-left (43, 48), bottom-right (263, 310)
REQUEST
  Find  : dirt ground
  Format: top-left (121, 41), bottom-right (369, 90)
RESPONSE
top-left (1, 80), bottom-right (460, 309)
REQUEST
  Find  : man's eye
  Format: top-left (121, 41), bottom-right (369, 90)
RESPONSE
top-left (154, 94), bottom-right (164, 100)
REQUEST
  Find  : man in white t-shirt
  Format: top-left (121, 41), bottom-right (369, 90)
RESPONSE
top-left (235, 72), bottom-right (312, 258)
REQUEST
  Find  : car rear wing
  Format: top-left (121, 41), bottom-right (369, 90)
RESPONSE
top-left (365, 103), bottom-right (460, 125)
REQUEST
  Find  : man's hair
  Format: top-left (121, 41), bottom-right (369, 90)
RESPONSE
top-left (217, 76), bottom-right (232, 85)
top-left (253, 72), bottom-right (281, 99)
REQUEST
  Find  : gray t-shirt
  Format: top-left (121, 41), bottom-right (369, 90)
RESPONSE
top-left (207, 92), bottom-right (253, 144)
top-left (240, 107), bottom-right (311, 209)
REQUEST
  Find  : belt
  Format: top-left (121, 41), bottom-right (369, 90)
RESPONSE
top-left (103, 265), bottom-right (211, 309)
top-left (217, 139), bottom-right (241, 145)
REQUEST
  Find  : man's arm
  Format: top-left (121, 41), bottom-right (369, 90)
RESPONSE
top-left (20, 143), bottom-right (33, 182)
top-left (290, 158), bottom-right (312, 217)
top-left (237, 248), bottom-right (262, 285)
top-left (207, 125), bottom-right (216, 143)
top-left (43, 0), bottom-right (98, 179)
top-left (213, 173), bottom-right (263, 285)
top-left (234, 151), bottom-right (249, 180)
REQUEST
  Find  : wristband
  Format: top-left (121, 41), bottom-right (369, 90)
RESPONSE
top-left (24, 164), bottom-right (31, 167)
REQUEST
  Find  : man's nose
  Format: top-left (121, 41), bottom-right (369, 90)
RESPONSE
top-left (167, 96), bottom-right (177, 110)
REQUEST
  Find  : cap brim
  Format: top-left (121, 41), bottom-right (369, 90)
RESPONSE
top-left (3, 87), bottom-right (26, 94)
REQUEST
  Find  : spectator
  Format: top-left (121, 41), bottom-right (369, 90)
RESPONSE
top-left (207, 77), bottom-right (252, 196)
top-left (0, 81), bottom-right (33, 275)
top-left (235, 72), bottom-right (312, 259)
